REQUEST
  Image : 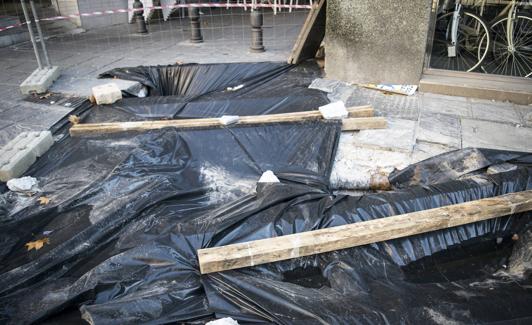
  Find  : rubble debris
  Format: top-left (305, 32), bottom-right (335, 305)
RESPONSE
top-left (91, 83), bottom-right (122, 105)
top-left (319, 101), bottom-right (348, 119)
top-left (226, 84), bottom-right (244, 92)
top-left (6, 176), bottom-right (39, 194)
top-left (219, 115), bottom-right (240, 125)
top-left (258, 170), bottom-right (280, 183)
top-left (206, 317), bottom-right (239, 325)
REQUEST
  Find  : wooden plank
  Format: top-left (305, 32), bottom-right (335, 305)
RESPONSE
top-left (197, 190), bottom-right (532, 274)
top-left (341, 117), bottom-right (387, 130)
top-left (70, 105), bottom-right (378, 136)
top-left (287, 0), bottom-right (326, 64)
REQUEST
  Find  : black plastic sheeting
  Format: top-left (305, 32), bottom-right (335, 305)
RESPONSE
top-left (96, 62), bottom-right (328, 121)
top-left (0, 62), bottom-right (531, 324)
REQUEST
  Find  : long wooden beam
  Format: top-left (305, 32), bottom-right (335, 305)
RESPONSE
top-left (69, 106), bottom-right (383, 136)
top-left (197, 190), bottom-right (532, 274)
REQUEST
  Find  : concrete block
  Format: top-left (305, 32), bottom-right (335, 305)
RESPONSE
top-left (20, 66), bottom-right (61, 94)
top-left (92, 83), bottom-right (122, 105)
top-left (0, 131), bottom-right (53, 182)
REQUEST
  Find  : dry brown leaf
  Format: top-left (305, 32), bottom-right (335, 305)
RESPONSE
top-left (69, 115), bottom-right (80, 125)
top-left (38, 196), bottom-right (51, 205)
top-left (25, 238), bottom-right (50, 251)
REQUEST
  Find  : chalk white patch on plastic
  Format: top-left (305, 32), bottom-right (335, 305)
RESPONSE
top-left (219, 115), bottom-right (240, 125)
top-left (258, 170), bottom-right (280, 183)
top-left (199, 162), bottom-right (255, 205)
top-left (330, 133), bottom-right (410, 190)
top-left (226, 84), bottom-right (244, 92)
top-left (319, 101), bottom-right (348, 120)
top-left (206, 317), bottom-right (240, 325)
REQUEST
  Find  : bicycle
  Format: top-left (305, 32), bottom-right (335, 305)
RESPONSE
top-left (478, 0), bottom-right (531, 78)
top-left (431, 0), bottom-right (492, 72)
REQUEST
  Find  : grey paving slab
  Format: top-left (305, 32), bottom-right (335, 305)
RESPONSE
top-left (411, 140), bottom-right (456, 163)
top-left (348, 118), bottom-right (417, 153)
top-left (420, 92), bottom-right (472, 117)
top-left (373, 93), bottom-right (420, 121)
top-left (470, 100), bottom-right (522, 125)
top-left (514, 104), bottom-right (532, 127)
top-left (416, 112), bottom-right (461, 148)
top-left (461, 119), bottom-right (532, 152)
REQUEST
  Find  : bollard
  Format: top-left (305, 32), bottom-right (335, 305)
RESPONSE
top-left (250, 9), bottom-right (265, 53)
top-left (188, 7), bottom-right (203, 43)
top-left (133, 0), bottom-right (148, 34)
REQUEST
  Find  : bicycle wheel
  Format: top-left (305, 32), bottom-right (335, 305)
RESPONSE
top-left (431, 10), bottom-right (491, 72)
top-left (480, 15), bottom-right (532, 77)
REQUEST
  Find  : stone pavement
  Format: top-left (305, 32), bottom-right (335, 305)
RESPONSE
top-left (327, 81), bottom-right (532, 189)
top-left (0, 8), bottom-right (530, 182)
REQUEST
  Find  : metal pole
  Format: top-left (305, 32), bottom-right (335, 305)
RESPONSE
top-left (20, 0), bottom-right (43, 69)
top-left (250, 9), bottom-right (265, 53)
top-left (133, 0), bottom-right (148, 34)
top-left (188, 7), bottom-right (203, 43)
top-left (29, 0), bottom-right (52, 67)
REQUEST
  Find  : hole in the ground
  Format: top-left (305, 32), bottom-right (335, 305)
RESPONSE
top-left (402, 235), bottom-right (516, 284)
top-left (282, 265), bottom-right (330, 289)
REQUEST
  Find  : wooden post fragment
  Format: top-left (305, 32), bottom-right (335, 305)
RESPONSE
top-left (197, 190), bottom-right (532, 274)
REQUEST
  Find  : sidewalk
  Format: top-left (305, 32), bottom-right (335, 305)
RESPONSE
top-left (0, 9), bottom-right (530, 161)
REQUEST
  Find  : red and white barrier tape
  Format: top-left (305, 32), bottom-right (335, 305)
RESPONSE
top-left (0, 2), bottom-right (312, 32)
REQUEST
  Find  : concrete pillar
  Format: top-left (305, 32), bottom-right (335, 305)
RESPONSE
top-left (325, 0), bottom-right (432, 84)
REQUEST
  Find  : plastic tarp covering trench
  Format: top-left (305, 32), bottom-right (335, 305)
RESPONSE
top-left (0, 62), bottom-right (530, 324)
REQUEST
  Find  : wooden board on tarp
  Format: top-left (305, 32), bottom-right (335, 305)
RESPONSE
top-left (287, 0), bottom-right (326, 64)
top-left (197, 190), bottom-right (532, 274)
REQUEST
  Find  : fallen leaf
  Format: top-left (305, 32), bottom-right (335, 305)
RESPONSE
top-left (38, 196), bottom-right (50, 205)
top-left (69, 115), bottom-right (80, 125)
top-left (25, 238), bottom-right (50, 251)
